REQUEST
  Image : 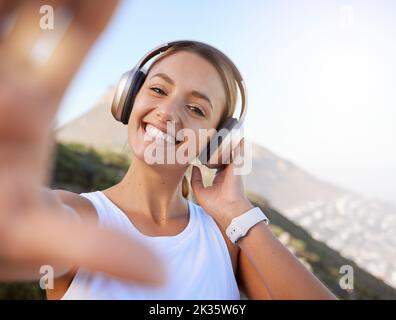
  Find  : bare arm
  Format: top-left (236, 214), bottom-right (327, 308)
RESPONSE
top-left (231, 202), bottom-right (337, 300)
top-left (191, 163), bottom-right (337, 300)
top-left (236, 248), bottom-right (273, 300)
top-left (0, 186), bottom-right (166, 284)
top-left (0, 1), bottom-right (165, 285)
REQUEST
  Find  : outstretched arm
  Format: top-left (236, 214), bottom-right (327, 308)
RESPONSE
top-left (0, 0), bottom-right (165, 285)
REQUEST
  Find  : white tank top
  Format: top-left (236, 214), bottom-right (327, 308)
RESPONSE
top-left (62, 191), bottom-right (240, 300)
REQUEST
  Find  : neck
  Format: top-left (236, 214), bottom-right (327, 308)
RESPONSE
top-left (108, 157), bottom-right (188, 224)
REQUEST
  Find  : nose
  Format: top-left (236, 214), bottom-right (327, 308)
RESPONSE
top-left (155, 100), bottom-right (180, 124)
top-left (156, 109), bottom-right (175, 123)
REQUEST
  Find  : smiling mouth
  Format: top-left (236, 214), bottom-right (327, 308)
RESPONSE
top-left (142, 122), bottom-right (184, 145)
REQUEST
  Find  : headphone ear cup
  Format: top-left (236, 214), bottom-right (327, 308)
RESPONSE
top-left (198, 117), bottom-right (241, 168)
top-left (120, 69), bottom-right (146, 124)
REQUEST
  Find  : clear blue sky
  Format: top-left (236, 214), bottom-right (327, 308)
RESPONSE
top-left (57, 0), bottom-right (396, 206)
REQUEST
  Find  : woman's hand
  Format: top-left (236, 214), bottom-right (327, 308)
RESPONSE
top-left (190, 140), bottom-right (254, 231)
top-left (0, 0), bottom-right (165, 285)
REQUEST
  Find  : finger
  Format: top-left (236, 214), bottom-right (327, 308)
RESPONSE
top-left (230, 137), bottom-right (246, 170)
top-left (0, 72), bottom-right (56, 186)
top-left (0, 0), bottom-right (19, 15)
top-left (3, 211), bottom-right (166, 285)
top-left (37, 0), bottom-right (119, 104)
top-left (190, 165), bottom-right (205, 196)
top-left (240, 137), bottom-right (245, 151)
top-left (1, 0), bottom-right (119, 115)
top-left (212, 165), bottom-right (228, 185)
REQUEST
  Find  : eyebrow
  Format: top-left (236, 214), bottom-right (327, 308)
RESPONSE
top-left (150, 72), bottom-right (175, 85)
top-left (190, 90), bottom-right (213, 110)
top-left (150, 72), bottom-right (213, 110)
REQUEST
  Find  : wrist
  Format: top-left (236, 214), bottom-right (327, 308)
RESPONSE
top-left (219, 199), bottom-right (254, 230)
top-left (225, 206), bottom-right (270, 245)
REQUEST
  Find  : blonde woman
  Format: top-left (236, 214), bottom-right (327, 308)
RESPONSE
top-left (49, 41), bottom-right (335, 300)
top-left (0, 3), bottom-right (336, 300)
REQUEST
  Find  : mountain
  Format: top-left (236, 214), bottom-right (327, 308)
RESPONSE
top-left (244, 144), bottom-right (345, 211)
top-left (56, 87), bottom-right (130, 154)
top-left (55, 89), bottom-right (396, 290)
top-left (245, 143), bottom-right (396, 289)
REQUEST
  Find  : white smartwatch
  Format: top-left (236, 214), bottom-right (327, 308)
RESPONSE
top-left (226, 207), bottom-right (269, 244)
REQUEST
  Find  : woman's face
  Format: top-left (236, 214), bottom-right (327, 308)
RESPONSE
top-left (128, 50), bottom-right (227, 167)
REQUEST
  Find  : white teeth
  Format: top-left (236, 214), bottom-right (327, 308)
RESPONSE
top-left (145, 124), bottom-right (177, 144)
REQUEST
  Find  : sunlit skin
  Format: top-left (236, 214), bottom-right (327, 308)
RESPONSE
top-left (52, 50), bottom-right (337, 300)
top-left (109, 51), bottom-right (227, 225)
top-left (130, 53), bottom-right (225, 166)
top-left (0, 0), bottom-right (166, 286)
top-left (0, 1), bottom-right (337, 300)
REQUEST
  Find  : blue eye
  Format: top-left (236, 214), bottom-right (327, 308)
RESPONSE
top-left (187, 105), bottom-right (205, 117)
top-left (150, 87), bottom-right (166, 95)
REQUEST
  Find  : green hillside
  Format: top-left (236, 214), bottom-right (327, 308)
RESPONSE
top-left (1, 142), bottom-right (395, 299)
top-left (247, 192), bottom-right (396, 300)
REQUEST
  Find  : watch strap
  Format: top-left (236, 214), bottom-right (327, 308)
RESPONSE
top-left (226, 207), bottom-right (269, 244)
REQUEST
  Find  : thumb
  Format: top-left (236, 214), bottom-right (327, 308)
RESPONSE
top-left (190, 165), bottom-right (204, 196)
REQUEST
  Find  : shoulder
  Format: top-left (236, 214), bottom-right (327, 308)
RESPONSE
top-left (46, 190), bottom-right (99, 300)
top-left (53, 189), bottom-right (98, 223)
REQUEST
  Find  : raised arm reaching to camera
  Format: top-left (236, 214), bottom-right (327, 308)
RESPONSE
top-left (191, 158), bottom-right (337, 300)
top-left (0, 0), bottom-right (165, 285)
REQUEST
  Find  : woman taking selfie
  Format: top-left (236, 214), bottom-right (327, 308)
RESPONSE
top-left (47, 41), bottom-right (336, 300)
top-left (0, 2), bottom-right (335, 300)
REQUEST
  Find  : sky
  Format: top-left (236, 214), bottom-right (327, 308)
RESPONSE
top-left (57, 0), bottom-right (396, 206)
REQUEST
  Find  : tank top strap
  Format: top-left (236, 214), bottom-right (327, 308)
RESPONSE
top-left (79, 191), bottom-right (116, 226)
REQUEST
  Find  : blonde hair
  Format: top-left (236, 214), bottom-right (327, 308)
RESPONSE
top-left (146, 42), bottom-right (239, 198)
